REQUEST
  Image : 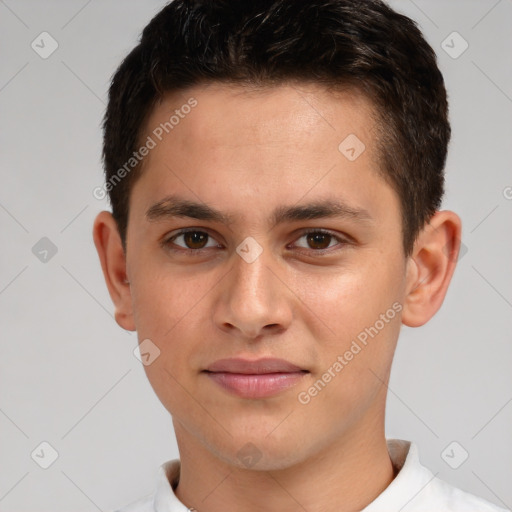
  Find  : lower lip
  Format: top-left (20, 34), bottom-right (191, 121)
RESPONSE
top-left (204, 371), bottom-right (308, 398)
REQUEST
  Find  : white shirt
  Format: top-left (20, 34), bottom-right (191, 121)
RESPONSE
top-left (115, 439), bottom-right (510, 512)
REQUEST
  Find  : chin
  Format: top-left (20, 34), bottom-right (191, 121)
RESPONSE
top-left (207, 433), bottom-right (309, 472)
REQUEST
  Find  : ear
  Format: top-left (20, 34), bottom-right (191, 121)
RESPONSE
top-left (93, 211), bottom-right (136, 331)
top-left (402, 210), bottom-right (462, 327)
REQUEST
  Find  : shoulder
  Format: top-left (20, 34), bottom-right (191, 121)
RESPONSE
top-left (109, 459), bottom-right (182, 512)
top-left (418, 475), bottom-right (510, 512)
top-left (366, 440), bottom-right (510, 512)
top-left (110, 493), bottom-right (154, 512)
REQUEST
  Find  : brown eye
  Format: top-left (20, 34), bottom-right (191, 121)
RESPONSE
top-left (166, 230), bottom-right (219, 251)
top-left (293, 229), bottom-right (347, 253)
top-left (182, 231), bottom-right (209, 249)
top-left (306, 232), bottom-right (332, 250)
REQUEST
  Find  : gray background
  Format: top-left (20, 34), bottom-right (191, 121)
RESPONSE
top-left (0, 1), bottom-right (511, 511)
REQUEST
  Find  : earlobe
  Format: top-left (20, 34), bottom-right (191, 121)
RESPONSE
top-left (401, 210), bottom-right (462, 328)
top-left (92, 211), bottom-right (136, 331)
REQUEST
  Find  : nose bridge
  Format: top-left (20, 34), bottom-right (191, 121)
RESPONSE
top-left (231, 241), bottom-right (275, 311)
top-left (216, 237), bottom-right (292, 338)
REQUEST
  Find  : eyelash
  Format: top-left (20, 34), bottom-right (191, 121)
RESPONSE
top-left (162, 228), bottom-right (349, 256)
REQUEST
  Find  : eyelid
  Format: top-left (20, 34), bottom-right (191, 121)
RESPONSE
top-left (162, 227), bottom-right (222, 250)
top-left (162, 227), bottom-right (350, 253)
top-left (289, 228), bottom-right (349, 252)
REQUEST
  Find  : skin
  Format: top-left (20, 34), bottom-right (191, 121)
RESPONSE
top-left (93, 82), bottom-right (462, 512)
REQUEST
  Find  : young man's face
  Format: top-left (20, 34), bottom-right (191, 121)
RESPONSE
top-left (95, 83), bottom-right (453, 470)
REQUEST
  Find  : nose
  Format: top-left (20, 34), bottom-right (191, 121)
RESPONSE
top-left (213, 244), bottom-right (293, 340)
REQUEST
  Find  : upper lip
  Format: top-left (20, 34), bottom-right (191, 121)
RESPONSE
top-left (205, 357), bottom-right (307, 374)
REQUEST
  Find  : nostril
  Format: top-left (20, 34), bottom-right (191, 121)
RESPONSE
top-left (264, 323), bottom-right (284, 334)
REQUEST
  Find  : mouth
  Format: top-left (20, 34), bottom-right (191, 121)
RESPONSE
top-left (202, 357), bottom-right (309, 399)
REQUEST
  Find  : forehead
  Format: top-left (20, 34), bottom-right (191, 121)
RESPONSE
top-left (143, 82), bottom-right (378, 154)
top-left (130, 82), bottom-right (398, 230)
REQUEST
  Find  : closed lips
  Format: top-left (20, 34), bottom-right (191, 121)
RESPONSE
top-left (204, 357), bottom-right (308, 374)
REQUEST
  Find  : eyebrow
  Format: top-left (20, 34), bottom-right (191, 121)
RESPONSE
top-left (145, 194), bottom-right (374, 228)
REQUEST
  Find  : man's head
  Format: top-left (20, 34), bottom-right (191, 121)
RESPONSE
top-left (94, 0), bottom-right (461, 472)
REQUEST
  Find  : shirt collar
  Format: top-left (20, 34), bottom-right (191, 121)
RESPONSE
top-left (154, 458), bottom-right (189, 512)
top-left (152, 438), bottom-right (433, 512)
top-left (362, 439), bottom-right (437, 511)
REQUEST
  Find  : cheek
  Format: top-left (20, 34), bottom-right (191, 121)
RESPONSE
top-left (298, 253), bottom-right (403, 381)
top-left (130, 263), bottom-right (204, 337)
top-left (132, 273), bottom-right (207, 418)
top-left (129, 270), bottom-right (205, 387)
top-left (296, 257), bottom-right (402, 341)
top-left (294, 274), bottom-right (400, 437)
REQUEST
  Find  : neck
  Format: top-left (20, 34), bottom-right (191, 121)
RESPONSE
top-left (173, 419), bottom-right (396, 512)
